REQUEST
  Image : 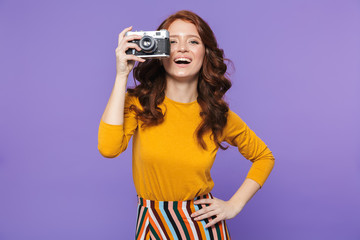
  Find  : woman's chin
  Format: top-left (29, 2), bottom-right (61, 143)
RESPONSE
top-left (166, 72), bottom-right (198, 82)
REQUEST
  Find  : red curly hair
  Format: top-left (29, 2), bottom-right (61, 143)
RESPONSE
top-left (127, 10), bottom-right (233, 151)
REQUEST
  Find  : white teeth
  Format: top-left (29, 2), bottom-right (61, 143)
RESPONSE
top-left (174, 57), bottom-right (192, 63)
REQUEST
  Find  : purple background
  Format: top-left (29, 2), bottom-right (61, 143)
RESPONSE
top-left (1, 0), bottom-right (359, 239)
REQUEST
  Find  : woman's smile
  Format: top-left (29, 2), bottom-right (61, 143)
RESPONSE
top-left (173, 56), bottom-right (192, 68)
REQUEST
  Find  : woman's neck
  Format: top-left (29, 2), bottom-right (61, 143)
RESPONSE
top-left (165, 76), bottom-right (198, 103)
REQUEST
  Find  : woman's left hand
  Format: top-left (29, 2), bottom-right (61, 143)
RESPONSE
top-left (191, 197), bottom-right (244, 228)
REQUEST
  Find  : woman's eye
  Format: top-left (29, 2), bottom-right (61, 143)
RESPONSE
top-left (170, 40), bottom-right (177, 44)
top-left (190, 40), bottom-right (199, 44)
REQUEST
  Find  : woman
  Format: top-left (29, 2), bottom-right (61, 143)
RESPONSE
top-left (98, 10), bottom-right (275, 240)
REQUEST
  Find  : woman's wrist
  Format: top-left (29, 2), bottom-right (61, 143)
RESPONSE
top-left (227, 198), bottom-right (246, 214)
top-left (114, 74), bottom-right (129, 88)
top-left (115, 73), bottom-right (128, 82)
top-left (227, 178), bottom-right (261, 214)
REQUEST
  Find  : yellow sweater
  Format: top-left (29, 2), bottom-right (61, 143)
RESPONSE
top-left (98, 92), bottom-right (275, 201)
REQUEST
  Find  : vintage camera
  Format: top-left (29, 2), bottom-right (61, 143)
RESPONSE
top-left (125, 29), bottom-right (170, 58)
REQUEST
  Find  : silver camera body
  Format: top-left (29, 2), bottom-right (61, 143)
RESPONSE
top-left (125, 29), bottom-right (170, 58)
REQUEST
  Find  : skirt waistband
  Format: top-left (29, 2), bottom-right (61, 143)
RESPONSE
top-left (137, 192), bottom-right (214, 209)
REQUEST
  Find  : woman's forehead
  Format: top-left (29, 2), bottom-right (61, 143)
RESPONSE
top-left (167, 19), bottom-right (200, 37)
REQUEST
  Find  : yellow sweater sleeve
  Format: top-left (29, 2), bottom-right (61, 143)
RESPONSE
top-left (98, 92), bottom-right (138, 158)
top-left (223, 110), bottom-right (275, 188)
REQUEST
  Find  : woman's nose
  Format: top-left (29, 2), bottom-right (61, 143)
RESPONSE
top-left (178, 41), bottom-right (188, 52)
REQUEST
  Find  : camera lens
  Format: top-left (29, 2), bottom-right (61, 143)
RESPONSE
top-left (139, 36), bottom-right (157, 53)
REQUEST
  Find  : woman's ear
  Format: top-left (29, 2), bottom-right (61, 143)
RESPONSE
top-left (205, 48), bottom-right (209, 56)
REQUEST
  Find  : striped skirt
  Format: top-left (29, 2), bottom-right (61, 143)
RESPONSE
top-left (135, 192), bottom-right (231, 240)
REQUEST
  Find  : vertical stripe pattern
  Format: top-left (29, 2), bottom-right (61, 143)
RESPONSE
top-left (135, 192), bottom-right (231, 240)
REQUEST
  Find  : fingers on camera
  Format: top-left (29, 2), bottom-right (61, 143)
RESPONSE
top-left (119, 26), bottom-right (132, 38)
top-left (126, 55), bottom-right (145, 62)
top-left (117, 26), bottom-right (145, 63)
top-left (116, 44), bottom-right (141, 56)
top-left (118, 26), bottom-right (134, 46)
top-left (118, 35), bottom-right (142, 49)
top-left (125, 43), bottom-right (141, 52)
top-left (124, 34), bottom-right (142, 41)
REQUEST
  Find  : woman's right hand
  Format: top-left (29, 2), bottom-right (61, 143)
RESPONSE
top-left (115, 26), bottom-right (145, 77)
